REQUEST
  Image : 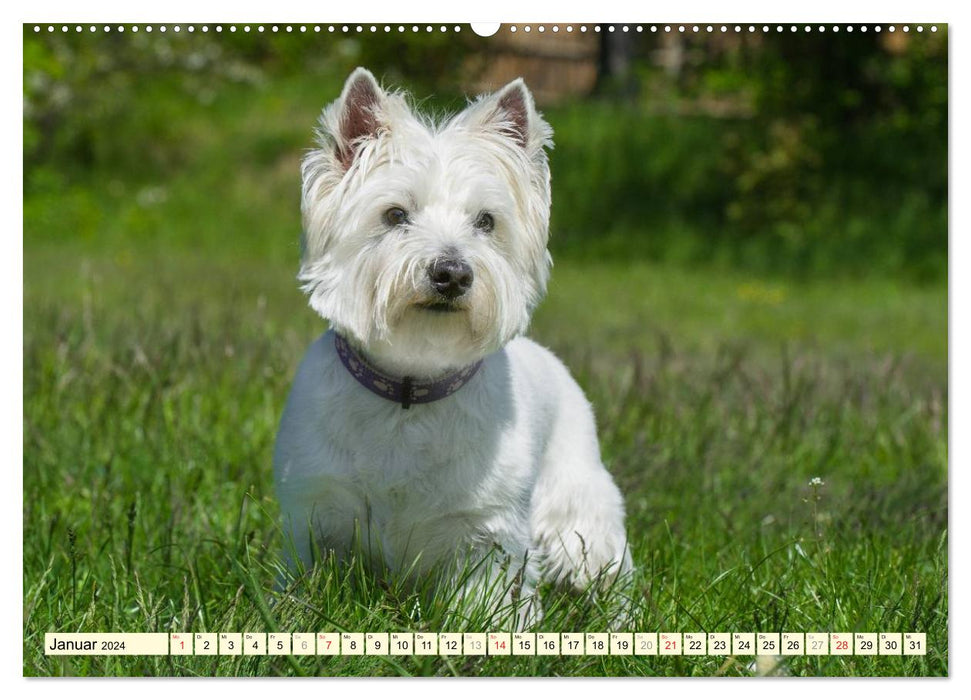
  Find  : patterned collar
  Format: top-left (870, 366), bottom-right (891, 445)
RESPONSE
top-left (334, 333), bottom-right (484, 409)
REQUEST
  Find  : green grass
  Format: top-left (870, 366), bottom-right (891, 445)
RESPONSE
top-left (23, 241), bottom-right (947, 676)
top-left (23, 68), bottom-right (947, 677)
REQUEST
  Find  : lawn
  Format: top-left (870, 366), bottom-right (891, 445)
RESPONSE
top-left (23, 239), bottom-right (947, 676)
top-left (23, 68), bottom-right (947, 677)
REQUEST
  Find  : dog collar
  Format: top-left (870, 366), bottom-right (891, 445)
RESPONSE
top-left (334, 333), bottom-right (483, 409)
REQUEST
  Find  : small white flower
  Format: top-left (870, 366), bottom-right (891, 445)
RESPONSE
top-left (809, 477), bottom-right (825, 487)
top-left (136, 185), bottom-right (167, 207)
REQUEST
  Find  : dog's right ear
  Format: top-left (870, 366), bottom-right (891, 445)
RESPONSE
top-left (331, 68), bottom-right (387, 170)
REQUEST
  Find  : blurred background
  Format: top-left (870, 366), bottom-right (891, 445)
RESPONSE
top-left (24, 24), bottom-right (947, 279)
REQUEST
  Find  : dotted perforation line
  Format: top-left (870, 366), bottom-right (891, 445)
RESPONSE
top-left (31, 24), bottom-right (465, 34)
top-left (507, 24), bottom-right (937, 34)
top-left (31, 24), bottom-right (940, 35)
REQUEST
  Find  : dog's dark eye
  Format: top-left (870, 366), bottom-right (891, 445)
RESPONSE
top-left (384, 207), bottom-right (409, 227)
top-left (474, 211), bottom-right (495, 233)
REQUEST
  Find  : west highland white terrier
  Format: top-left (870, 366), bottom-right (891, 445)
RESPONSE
top-left (274, 68), bottom-right (631, 625)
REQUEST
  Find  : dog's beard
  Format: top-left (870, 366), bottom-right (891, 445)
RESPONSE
top-left (339, 255), bottom-right (528, 378)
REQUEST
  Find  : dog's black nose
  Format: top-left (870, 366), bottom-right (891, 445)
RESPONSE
top-left (427, 258), bottom-right (474, 299)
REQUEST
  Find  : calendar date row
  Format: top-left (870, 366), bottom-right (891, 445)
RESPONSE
top-left (46, 632), bottom-right (926, 657)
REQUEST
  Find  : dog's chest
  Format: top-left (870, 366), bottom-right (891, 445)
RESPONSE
top-left (321, 397), bottom-right (539, 520)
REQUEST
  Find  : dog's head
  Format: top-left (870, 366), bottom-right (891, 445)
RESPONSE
top-left (299, 68), bottom-right (553, 376)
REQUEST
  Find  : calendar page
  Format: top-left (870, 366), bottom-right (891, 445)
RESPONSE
top-left (22, 9), bottom-right (948, 679)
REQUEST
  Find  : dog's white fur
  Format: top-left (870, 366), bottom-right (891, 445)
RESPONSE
top-left (274, 68), bottom-right (631, 623)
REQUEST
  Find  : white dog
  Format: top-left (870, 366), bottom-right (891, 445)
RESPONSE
top-left (274, 68), bottom-right (631, 624)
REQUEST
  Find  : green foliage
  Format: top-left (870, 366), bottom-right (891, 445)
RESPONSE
top-left (23, 27), bottom-right (478, 181)
top-left (24, 29), bottom-right (258, 175)
top-left (548, 106), bottom-right (731, 253)
top-left (354, 28), bottom-right (489, 95)
top-left (23, 27), bottom-right (947, 280)
top-left (585, 29), bottom-right (946, 278)
top-left (717, 30), bottom-right (947, 278)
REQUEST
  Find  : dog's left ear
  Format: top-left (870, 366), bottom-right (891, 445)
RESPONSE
top-left (463, 78), bottom-right (553, 155)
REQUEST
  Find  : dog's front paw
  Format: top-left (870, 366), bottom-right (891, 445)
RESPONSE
top-left (541, 527), bottom-right (632, 592)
